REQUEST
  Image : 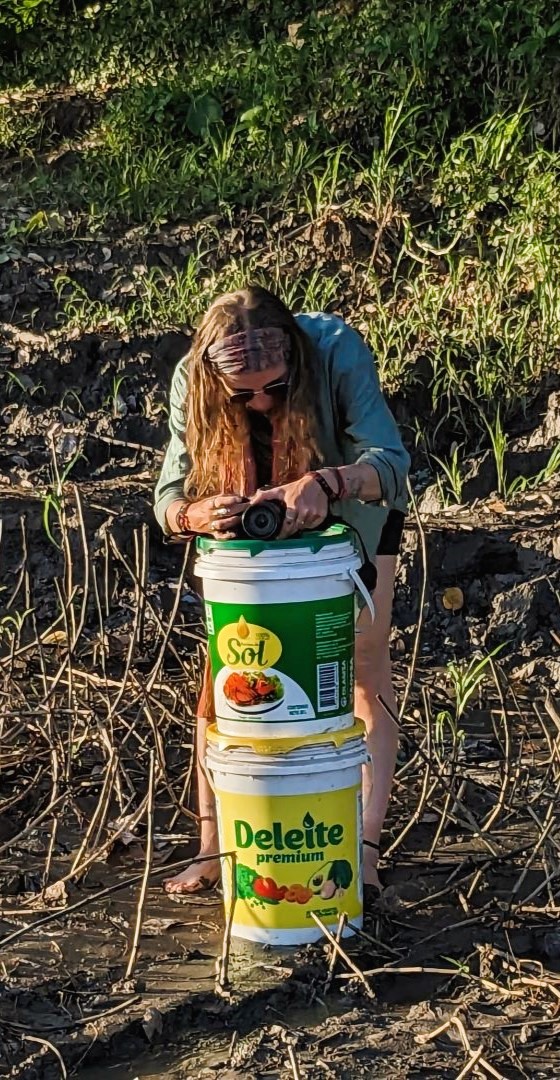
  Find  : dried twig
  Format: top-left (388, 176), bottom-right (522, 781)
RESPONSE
top-left (309, 912), bottom-right (375, 999)
top-left (21, 1035), bottom-right (67, 1079)
top-left (399, 478), bottom-right (428, 720)
top-left (124, 751), bottom-right (155, 981)
top-left (324, 912), bottom-right (346, 992)
top-left (287, 1043), bottom-right (302, 1080)
top-left (216, 852), bottom-right (238, 991)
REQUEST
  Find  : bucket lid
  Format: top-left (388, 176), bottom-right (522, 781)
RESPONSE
top-left (196, 523), bottom-right (356, 558)
top-left (207, 718), bottom-right (365, 756)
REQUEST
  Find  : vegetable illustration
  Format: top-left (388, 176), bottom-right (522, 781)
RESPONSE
top-left (253, 876), bottom-right (287, 902)
top-left (308, 860), bottom-right (353, 896)
top-left (284, 884), bottom-right (313, 904)
top-left (236, 863), bottom-right (259, 899)
top-left (235, 869), bottom-right (316, 906)
top-left (224, 670), bottom-right (284, 707)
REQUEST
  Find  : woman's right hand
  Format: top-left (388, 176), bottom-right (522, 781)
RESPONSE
top-left (187, 494), bottom-right (249, 539)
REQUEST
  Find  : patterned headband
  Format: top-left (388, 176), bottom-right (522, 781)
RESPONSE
top-left (206, 328), bottom-right (291, 375)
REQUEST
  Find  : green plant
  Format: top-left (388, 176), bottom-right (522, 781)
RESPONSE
top-left (104, 376), bottom-right (127, 418)
top-left (506, 443), bottom-right (560, 497)
top-left (42, 448), bottom-right (85, 549)
top-left (434, 706), bottom-right (466, 760)
top-left (138, 252), bottom-right (202, 327)
top-left (359, 92), bottom-right (425, 221)
top-left (60, 388), bottom-right (85, 415)
top-left (302, 145), bottom-right (349, 219)
top-left (0, 608), bottom-right (33, 650)
top-left (434, 444), bottom-right (464, 506)
top-left (434, 646), bottom-right (505, 758)
top-left (54, 275), bottom-right (133, 334)
top-left (6, 370), bottom-right (45, 400)
top-left (483, 407), bottom-right (509, 499)
top-left (447, 646), bottom-right (505, 721)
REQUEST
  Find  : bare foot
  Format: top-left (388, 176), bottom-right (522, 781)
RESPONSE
top-left (163, 853), bottom-right (221, 895)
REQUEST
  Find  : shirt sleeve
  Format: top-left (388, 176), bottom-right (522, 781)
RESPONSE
top-left (330, 320), bottom-right (410, 511)
top-left (153, 359), bottom-right (192, 533)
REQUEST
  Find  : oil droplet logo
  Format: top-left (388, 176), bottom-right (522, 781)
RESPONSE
top-left (237, 615), bottom-right (249, 639)
top-left (217, 616), bottom-right (282, 670)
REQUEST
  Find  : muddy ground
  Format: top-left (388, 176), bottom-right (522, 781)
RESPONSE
top-left (1, 223), bottom-right (560, 1078)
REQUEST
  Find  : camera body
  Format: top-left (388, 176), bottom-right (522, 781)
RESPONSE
top-left (234, 499), bottom-right (287, 541)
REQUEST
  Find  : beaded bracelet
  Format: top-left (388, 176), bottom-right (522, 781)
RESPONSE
top-left (309, 471), bottom-right (336, 503)
top-left (309, 468), bottom-right (348, 503)
top-left (331, 467), bottom-right (348, 500)
top-left (175, 501), bottom-right (193, 535)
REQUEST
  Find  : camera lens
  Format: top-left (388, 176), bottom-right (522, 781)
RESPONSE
top-left (241, 500), bottom-right (285, 540)
top-left (252, 510), bottom-right (273, 532)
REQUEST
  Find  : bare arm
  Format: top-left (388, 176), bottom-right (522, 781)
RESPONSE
top-left (250, 462), bottom-right (383, 537)
top-left (331, 462), bottom-right (382, 503)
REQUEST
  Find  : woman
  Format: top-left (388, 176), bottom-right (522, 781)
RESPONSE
top-left (154, 285), bottom-right (409, 895)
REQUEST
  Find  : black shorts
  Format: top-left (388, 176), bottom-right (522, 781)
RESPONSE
top-left (376, 509), bottom-right (405, 556)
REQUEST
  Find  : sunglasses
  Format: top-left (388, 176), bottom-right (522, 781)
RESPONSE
top-left (224, 377), bottom-right (290, 406)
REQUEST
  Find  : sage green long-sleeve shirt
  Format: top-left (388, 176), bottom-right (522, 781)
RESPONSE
top-left (154, 312), bottom-right (410, 557)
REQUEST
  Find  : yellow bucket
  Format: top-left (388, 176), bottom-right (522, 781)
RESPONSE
top-left (206, 721), bottom-right (367, 946)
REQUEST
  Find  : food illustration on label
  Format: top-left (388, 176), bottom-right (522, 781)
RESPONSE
top-left (207, 601), bottom-right (354, 722)
top-left (308, 860), bottom-right (353, 899)
top-left (223, 670), bottom-right (284, 708)
top-left (235, 864), bottom-right (347, 909)
top-left (214, 666), bottom-right (308, 718)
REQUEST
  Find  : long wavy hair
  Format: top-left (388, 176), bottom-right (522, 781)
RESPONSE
top-left (183, 285), bottom-right (322, 497)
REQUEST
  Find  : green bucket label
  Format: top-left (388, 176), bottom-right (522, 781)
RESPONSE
top-left (205, 598), bottom-right (354, 722)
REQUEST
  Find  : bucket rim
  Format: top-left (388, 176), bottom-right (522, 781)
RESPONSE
top-left (196, 523), bottom-right (356, 557)
top-left (207, 718), bottom-right (365, 755)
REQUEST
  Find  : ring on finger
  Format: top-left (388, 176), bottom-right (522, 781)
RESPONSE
top-left (215, 507), bottom-right (229, 518)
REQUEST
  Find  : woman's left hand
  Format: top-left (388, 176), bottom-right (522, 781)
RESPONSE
top-left (250, 475), bottom-right (329, 537)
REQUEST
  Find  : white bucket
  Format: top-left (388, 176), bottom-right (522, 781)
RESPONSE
top-left (207, 722), bottom-right (367, 945)
top-left (196, 525), bottom-right (371, 737)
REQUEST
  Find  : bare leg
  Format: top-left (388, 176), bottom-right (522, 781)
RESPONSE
top-left (355, 555), bottom-right (399, 889)
top-left (163, 713), bottom-right (221, 894)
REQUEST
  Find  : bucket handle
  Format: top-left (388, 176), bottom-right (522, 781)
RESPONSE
top-left (350, 567), bottom-right (375, 624)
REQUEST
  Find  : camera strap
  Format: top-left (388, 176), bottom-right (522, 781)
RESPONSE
top-left (323, 514), bottom-right (377, 594)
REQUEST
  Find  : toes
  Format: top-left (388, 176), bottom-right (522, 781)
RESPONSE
top-left (163, 874), bottom-right (218, 895)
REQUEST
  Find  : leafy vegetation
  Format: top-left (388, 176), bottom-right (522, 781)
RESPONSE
top-left (1, 0), bottom-right (560, 473)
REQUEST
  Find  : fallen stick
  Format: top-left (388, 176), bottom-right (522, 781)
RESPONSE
top-left (309, 911), bottom-right (375, 1000)
top-left (454, 1046), bottom-right (485, 1079)
top-left (324, 912), bottom-right (346, 993)
top-left (124, 752), bottom-right (155, 981)
top-left (287, 1043), bottom-right (302, 1080)
top-left (216, 851), bottom-right (237, 992)
top-left (416, 1014), bottom-right (506, 1080)
top-left (21, 1035), bottom-right (67, 1079)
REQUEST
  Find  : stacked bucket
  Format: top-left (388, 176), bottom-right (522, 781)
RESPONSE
top-left (196, 525), bottom-right (369, 946)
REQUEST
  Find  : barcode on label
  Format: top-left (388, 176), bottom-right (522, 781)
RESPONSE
top-left (317, 662), bottom-right (339, 712)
